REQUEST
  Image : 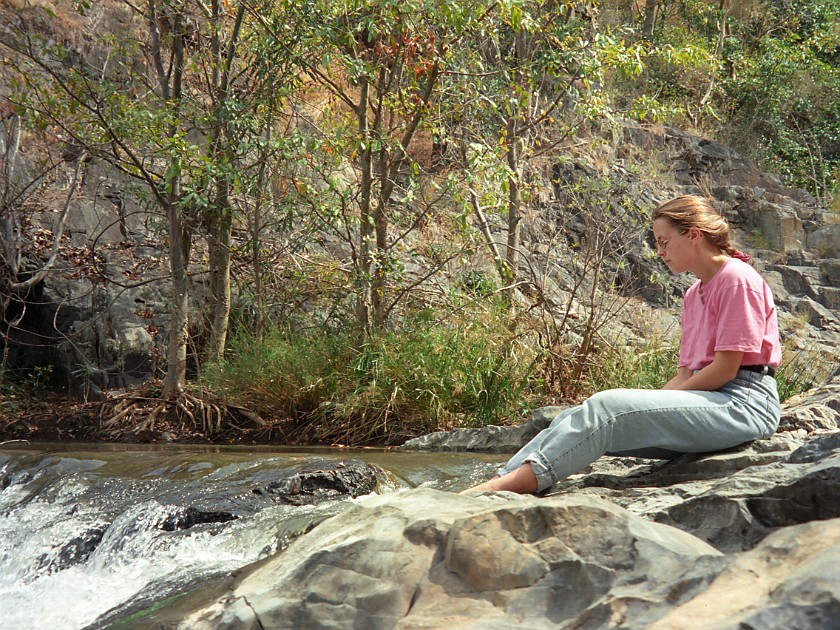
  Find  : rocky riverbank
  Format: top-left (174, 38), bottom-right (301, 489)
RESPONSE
top-left (123, 373), bottom-right (840, 628)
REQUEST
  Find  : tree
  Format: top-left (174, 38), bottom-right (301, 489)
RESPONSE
top-left (0, 106), bottom-right (82, 383)
top-left (443, 0), bottom-right (602, 304)
top-left (256, 0), bottom-right (484, 334)
top-left (1, 0), bottom-right (288, 396)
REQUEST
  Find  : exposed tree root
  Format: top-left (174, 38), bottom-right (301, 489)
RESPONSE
top-left (97, 381), bottom-right (265, 441)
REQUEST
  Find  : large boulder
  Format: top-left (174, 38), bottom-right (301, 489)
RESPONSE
top-left (150, 490), bottom-right (727, 629)
top-left (138, 485), bottom-right (840, 629)
top-left (649, 517), bottom-right (840, 630)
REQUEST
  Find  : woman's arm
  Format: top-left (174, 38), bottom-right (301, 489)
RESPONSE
top-left (662, 367), bottom-right (693, 390)
top-left (667, 350), bottom-right (745, 392)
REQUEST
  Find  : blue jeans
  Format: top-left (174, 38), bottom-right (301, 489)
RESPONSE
top-left (498, 369), bottom-right (781, 492)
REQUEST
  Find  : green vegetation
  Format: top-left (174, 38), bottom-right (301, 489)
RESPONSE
top-left (776, 347), bottom-right (839, 403)
top-left (202, 309), bottom-right (542, 444)
top-left (0, 366), bottom-right (53, 419)
top-left (612, 0), bottom-right (840, 203)
top-left (584, 341), bottom-right (680, 394)
top-left (1, 0), bottom-right (838, 443)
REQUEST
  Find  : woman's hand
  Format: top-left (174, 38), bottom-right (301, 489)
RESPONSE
top-left (665, 351), bottom-right (745, 392)
top-left (662, 367), bottom-right (693, 390)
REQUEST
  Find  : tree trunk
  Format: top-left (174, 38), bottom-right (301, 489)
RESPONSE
top-left (504, 116), bottom-right (521, 301)
top-left (503, 29), bottom-right (527, 305)
top-left (162, 191), bottom-right (192, 397)
top-left (158, 7), bottom-right (189, 397)
top-left (356, 76), bottom-right (374, 335)
top-left (372, 142), bottom-right (389, 329)
top-left (642, 0), bottom-right (658, 39)
top-left (204, 0), bottom-right (245, 363)
top-left (206, 193), bottom-right (231, 364)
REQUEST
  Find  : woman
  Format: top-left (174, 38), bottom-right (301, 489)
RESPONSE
top-left (465, 194), bottom-right (782, 494)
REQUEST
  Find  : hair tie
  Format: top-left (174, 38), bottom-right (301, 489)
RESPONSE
top-left (731, 250), bottom-right (751, 262)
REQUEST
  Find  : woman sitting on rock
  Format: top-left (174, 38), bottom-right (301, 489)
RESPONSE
top-left (465, 194), bottom-right (782, 494)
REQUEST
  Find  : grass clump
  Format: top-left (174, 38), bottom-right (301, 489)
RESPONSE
top-left (583, 341), bottom-right (680, 395)
top-left (775, 347), bottom-right (837, 403)
top-left (203, 314), bottom-right (835, 447)
top-left (203, 311), bottom-right (542, 445)
top-left (582, 339), bottom-right (833, 405)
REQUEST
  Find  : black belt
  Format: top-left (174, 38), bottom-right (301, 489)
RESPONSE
top-left (741, 365), bottom-right (776, 377)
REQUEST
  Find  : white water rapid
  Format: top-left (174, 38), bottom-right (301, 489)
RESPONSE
top-left (0, 444), bottom-right (499, 629)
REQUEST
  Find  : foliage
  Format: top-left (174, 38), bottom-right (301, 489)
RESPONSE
top-left (606, 0), bottom-right (840, 201)
top-left (0, 365), bottom-right (53, 417)
top-left (202, 309), bottom-right (542, 445)
top-left (583, 340), bottom-right (679, 394)
top-left (775, 346), bottom-right (838, 403)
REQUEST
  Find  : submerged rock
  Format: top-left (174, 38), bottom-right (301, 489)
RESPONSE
top-left (38, 525), bottom-right (109, 573)
top-left (251, 459), bottom-right (378, 506)
top-left (158, 507), bottom-right (238, 532)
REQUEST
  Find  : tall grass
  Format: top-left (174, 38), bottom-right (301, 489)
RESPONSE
top-left (775, 347), bottom-right (838, 402)
top-left (583, 341), bottom-right (680, 395)
top-left (203, 312), bottom-right (835, 446)
top-left (585, 341), bottom-right (835, 403)
top-left (202, 311), bottom-right (542, 445)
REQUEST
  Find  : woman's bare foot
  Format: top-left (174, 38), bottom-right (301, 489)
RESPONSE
top-left (460, 464), bottom-right (538, 494)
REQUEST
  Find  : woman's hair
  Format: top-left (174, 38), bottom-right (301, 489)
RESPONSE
top-left (652, 195), bottom-right (750, 262)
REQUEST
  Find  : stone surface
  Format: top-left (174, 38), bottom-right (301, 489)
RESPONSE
top-left (778, 375), bottom-right (840, 433)
top-left (400, 406), bottom-right (562, 453)
top-left (156, 490), bottom-right (727, 630)
top-left (649, 518), bottom-right (840, 630)
top-left (121, 378), bottom-right (840, 629)
top-left (251, 459), bottom-right (378, 506)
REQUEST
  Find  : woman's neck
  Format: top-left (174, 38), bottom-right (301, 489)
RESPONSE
top-left (693, 253), bottom-right (731, 286)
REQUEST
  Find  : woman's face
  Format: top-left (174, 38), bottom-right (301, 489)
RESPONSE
top-left (652, 218), bottom-right (693, 273)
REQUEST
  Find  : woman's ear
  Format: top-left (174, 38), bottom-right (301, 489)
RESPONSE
top-left (688, 227), bottom-right (702, 242)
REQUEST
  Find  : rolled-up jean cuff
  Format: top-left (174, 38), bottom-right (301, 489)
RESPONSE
top-left (526, 451), bottom-right (558, 492)
top-left (495, 452), bottom-right (559, 493)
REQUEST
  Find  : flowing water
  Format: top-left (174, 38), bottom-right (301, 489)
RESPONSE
top-left (0, 442), bottom-right (504, 629)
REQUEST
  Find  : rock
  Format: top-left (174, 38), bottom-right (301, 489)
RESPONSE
top-left (37, 525), bottom-right (109, 573)
top-left (807, 223), bottom-right (840, 257)
top-left (251, 459), bottom-right (378, 506)
top-left (159, 490), bottom-right (728, 629)
top-left (794, 296), bottom-right (839, 328)
top-left (109, 379), bottom-right (840, 629)
top-left (399, 407), bottom-right (563, 453)
top-left (787, 431), bottom-right (840, 463)
top-left (778, 376), bottom-right (840, 432)
top-left (158, 507), bottom-right (238, 532)
top-left (766, 263), bottom-right (823, 300)
top-left (649, 518), bottom-right (840, 630)
top-left (821, 259), bottom-right (840, 287)
top-left (650, 448), bottom-right (840, 553)
top-left (755, 202), bottom-right (805, 253)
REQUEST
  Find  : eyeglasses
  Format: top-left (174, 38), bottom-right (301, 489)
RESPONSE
top-left (655, 231), bottom-right (686, 253)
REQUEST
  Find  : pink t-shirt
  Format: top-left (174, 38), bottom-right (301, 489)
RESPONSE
top-left (679, 258), bottom-right (782, 371)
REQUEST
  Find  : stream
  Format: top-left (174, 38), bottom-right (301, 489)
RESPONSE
top-left (0, 442), bottom-right (503, 629)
